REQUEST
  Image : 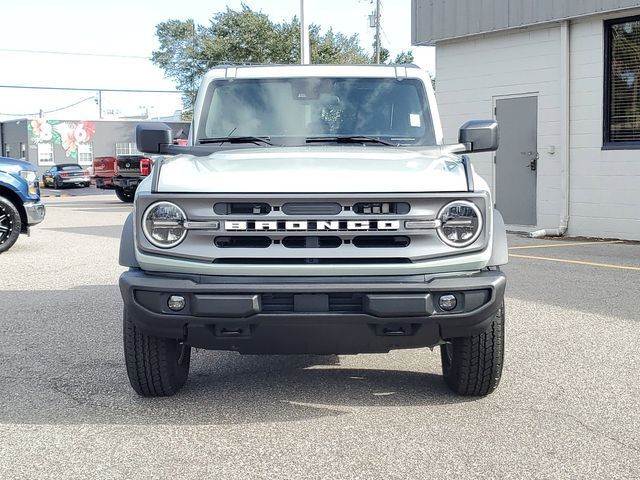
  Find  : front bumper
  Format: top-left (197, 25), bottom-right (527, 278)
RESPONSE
top-left (24, 201), bottom-right (46, 226)
top-left (120, 269), bottom-right (506, 354)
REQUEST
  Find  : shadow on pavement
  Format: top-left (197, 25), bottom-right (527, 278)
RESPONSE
top-left (0, 286), bottom-right (469, 427)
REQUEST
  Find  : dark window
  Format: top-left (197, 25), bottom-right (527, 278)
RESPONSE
top-left (604, 16), bottom-right (640, 148)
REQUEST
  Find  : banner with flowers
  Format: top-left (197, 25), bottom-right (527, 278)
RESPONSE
top-left (28, 119), bottom-right (96, 160)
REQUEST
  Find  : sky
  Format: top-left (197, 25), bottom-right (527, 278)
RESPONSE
top-left (0, 0), bottom-right (435, 122)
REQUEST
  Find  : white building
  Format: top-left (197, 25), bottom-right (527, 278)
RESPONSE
top-left (412, 0), bottom-right (640, 240)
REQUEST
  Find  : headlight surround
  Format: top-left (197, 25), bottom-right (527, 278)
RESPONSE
top-left (20, 170), bottom-right (37, 184)
top-left (142, 201), bottom-right (187, 248)
top-left (20, 170), bottom-right (38, 195)
top-left (437, 200), bottom-right (483, 248)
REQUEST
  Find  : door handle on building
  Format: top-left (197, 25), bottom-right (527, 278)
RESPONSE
top-left (527, 152), bottom-right (539, 171)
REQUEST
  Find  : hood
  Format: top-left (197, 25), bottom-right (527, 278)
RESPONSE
top-left (156, 146), bottom-right (469, 194)
top-left (0, 156), bottom-right (36, 174)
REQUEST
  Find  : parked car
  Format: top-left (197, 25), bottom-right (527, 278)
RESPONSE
top-left (92, 155), bottom-right (152, 203)
top-left (42, 164), bottom-right (91, 189)
top-left (119, 64), bottom-right (508, 398)
top-left (0, 156), bottom-right (46, 253)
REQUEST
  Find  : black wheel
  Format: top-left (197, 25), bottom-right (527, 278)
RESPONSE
top-left (54, 177), bottom-right (63, 189)
top-left (123, 309), bottom-right (191, 397)
top-left (0, 196), bottom-right (22, 254)
top-left (84, 182), bottom-right (91, 188)
top-left (441, 303), bottom-right (505, 396)
top-left (115, 187), bottom-right (135, 203)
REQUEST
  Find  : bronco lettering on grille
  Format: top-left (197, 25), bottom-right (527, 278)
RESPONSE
top-left (225, 220), bottom-right (400, 232)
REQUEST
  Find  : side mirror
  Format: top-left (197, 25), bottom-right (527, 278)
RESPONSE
top-left (136, 122), bottom-right (173, 154)
top-left (458, 120), bottom-right (499, 153)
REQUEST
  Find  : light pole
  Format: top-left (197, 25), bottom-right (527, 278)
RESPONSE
top-left (375, 0), bottom-right (381, 63)
top-left (300, 0), bottom-right (310, 64)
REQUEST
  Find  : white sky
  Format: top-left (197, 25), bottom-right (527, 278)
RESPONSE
top-left (0, 0), bottom-right (435, 121)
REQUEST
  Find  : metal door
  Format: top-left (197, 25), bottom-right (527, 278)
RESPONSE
top-left (495, 96), bottom-right (538, 226)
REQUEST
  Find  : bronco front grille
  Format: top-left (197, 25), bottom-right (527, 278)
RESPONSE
top-left (136, 193), bottom-right (490, 264)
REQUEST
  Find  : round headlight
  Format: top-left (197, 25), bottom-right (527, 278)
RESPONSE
top-left (142, 202), bottom-right (187, 248)
top-left (437, 200), bottom-right (483, 248)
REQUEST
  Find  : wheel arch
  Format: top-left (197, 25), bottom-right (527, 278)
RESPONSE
top-left (120, 212), bottom-right (140, 268)
top-left (489, 209), bottom-right (508, 266)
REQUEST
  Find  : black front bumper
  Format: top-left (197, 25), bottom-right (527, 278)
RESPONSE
top-left (119, 270), bottom-right (506, 354)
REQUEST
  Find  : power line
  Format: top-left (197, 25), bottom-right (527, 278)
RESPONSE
top-left (0, 48), bottom-right (150, 60)
top-left (0, 85), bottom-right (180, 94)
top-left (0, 96), bottom-right (96, 117)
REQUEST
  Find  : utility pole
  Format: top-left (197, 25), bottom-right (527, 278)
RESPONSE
top-left (97, 90), bottom-right (102, 119)
top-left (300, 0), bottom-right (310, 64)
top-left (375, 0), bottom-right (381, 64)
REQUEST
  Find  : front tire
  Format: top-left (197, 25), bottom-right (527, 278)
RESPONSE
top-left (0, 196), bottom-right (21, 254)
top-left (115, 187), bottom-right (134, 203)
top-left (123, 309), bottom-right (191, 397)
top-left (440, 303), bottom-right (505, 396)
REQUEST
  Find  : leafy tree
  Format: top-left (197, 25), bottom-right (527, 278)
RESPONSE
top-left (393, 50), bottom-right (414, 64)
top-left (152, 5), bottom-right (369, 112)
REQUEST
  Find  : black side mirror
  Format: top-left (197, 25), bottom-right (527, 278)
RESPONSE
top-left (459, 120), bottom-right (499, 153)
top-left (136, 122), bottom-right (173, 154)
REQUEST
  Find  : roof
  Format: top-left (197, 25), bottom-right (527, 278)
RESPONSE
top-left (202, 64), bottom-right (422, 82)
top-left (412, 0), bottom-right (640, 45)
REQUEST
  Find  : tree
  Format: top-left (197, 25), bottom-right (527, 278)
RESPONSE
top-left (152, 5), bottom-right (369, 112)
top-left (393, 50), bottom-right (414, 64)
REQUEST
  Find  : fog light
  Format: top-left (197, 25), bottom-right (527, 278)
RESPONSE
top-left (168, 295), bottom-right (186, 312)
top-left (439, 294), bottom-right (457, 311)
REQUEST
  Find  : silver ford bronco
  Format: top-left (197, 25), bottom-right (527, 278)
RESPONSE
top-left (119, 64), bottom-right (508, 397)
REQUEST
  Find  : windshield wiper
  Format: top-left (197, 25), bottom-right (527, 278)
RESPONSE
top-left (305, 135), bottom-right (397, 146)
top-left (199, 136), bottom-right (273, 146)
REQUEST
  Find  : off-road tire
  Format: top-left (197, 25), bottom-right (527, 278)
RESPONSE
top-left (0, 196), bottom-right (21, 254)
top-left (123, 309), bottom-right (191, 397)
top-left (115, 187), bottom-right (134, 203)
top-left (441, 303), bottom-right (505, 396)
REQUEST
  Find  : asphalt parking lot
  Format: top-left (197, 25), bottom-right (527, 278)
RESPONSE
top-left (1, 194), bottom-right (639, 479)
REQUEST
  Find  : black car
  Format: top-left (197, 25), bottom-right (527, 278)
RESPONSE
top-left (42, 164), bottom-right (91, 189)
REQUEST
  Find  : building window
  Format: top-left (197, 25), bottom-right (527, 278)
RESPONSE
top-left (115, 142), bottom-right (140, 156)
top-left (37, 143), bottom-right (54, 166)
top-left (605, 16), bottom-right (640, 147)
top-left (78, 143), bottom-right (93, 165)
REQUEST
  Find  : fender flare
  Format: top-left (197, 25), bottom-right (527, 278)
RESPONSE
top-left (489, 209), bottom-right (508, 266)
top-left (119, 212), bottom-right (140, 268)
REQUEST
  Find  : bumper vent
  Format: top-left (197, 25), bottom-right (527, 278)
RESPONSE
top-left (261, 293), bottom-right (363, 313)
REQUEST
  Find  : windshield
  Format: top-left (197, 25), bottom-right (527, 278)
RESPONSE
top-left (60, 165), bottom-right (83, 171)
top-left (198, 77), bottom-right (435, 145)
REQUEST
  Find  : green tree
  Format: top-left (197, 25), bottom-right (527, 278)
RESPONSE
top-left (152, 5), bottom-right (369, 112)
top-left (393, 50), bottom-right (414, 64)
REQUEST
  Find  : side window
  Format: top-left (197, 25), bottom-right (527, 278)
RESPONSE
top-left (604, 16), bottom-right (640, 147)
top-left (78, 143), bottom-right (93, 165)
top-left (115, 142), bottom-right (140, 156)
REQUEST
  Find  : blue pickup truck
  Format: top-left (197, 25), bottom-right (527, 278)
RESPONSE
top-left (0, 156), bottom-right (46, 253)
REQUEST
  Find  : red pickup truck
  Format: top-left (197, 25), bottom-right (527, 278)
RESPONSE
top-left (92, 155), bottom-right (152, 202)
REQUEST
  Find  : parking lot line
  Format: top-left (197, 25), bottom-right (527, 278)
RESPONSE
top-left (509, 253), bottom-right (640, 271)
top-left (509, 240), bottom-right (625, 250)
